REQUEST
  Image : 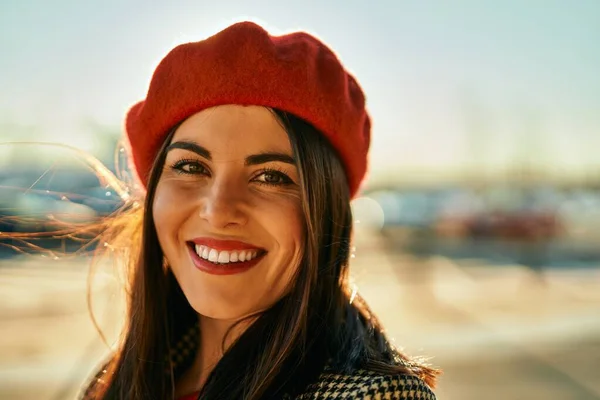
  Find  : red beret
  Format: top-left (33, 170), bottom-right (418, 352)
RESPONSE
top-left (125, 21), bottom-right (371, 197)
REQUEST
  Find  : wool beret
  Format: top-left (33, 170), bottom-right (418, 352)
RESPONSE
top-left (125, 21), bottom-right (371, 197)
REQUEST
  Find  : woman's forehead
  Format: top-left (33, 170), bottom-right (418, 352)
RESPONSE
top-left (171, 105), bottom-right (292, 155)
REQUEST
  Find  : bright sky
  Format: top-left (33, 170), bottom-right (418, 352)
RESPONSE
top-left (1, 0), bottom-right (599, 182)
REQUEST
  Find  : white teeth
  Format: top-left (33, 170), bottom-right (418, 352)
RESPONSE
top-left (193, 245), bottom-right (261, 264)
top-left (217, 251), bottom-right (229, 263)
top-left (208, 249), bottom-right (219, 262)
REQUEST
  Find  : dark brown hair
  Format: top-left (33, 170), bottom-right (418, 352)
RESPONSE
top-left (83, 108), bottom-right (440, 399)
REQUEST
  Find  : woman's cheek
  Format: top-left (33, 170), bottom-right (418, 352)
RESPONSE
top-left (153, 180), bottom-right (200, 227)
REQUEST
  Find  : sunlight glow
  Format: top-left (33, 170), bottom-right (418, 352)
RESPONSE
top-left (351, 196), bottom-right (385, 230)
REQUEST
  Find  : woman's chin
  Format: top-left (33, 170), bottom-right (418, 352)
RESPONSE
top-left (187, 299), bottom-right (256, 321)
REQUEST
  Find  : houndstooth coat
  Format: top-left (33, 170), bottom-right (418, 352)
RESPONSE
top-left (82, 322), bottom-right (436, 400)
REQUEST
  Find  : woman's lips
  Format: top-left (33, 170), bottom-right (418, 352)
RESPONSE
top-left (187, 243), bottom-right (266, 275)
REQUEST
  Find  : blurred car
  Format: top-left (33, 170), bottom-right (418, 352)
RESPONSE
top-left (557, 189), bottom-right (600, 242)
top-left (435, 186), bottom-right (563, 240)
top-left (0, 167), bottom-right (126, 257)
top-left (369, 188), bottom-right (459, 230)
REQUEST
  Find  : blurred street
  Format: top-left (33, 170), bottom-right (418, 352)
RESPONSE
top-left (354, 228), bottom-right (600, 400)
top-left (0, 227), bottom-right (598, 400)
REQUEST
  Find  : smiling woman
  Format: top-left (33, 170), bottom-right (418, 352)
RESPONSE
top-left (154, 106), bottom-right (305, 323)
top-left (80, 21), bottom-right (440, 400)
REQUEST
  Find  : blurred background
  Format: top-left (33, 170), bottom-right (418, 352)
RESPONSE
top-left (1, 1), bottom-right (599, 399)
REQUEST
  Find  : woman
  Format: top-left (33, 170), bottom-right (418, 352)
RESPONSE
top-left (82, 21), bottom-right (440, 399)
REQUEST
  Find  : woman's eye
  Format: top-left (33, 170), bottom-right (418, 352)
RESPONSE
top-left (172, 160), bottom-right (206, 175)
top-left (255, 171), bottom-right (292, 185)
top-left (182, 163), bottom-right (201, 173)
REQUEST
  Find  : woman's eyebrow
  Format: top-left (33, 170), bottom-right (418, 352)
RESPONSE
top-left (166, 141), bottom-right (295, 165)
top-left (166, 141), bottom-right (211, 159)
top-left (245, 152), bottom-right (295, 166)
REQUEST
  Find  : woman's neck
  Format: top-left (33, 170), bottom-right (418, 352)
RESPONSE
top-left (197, 316), bottom-right (237, 377)
top-left (175, 315), bottom-right (253, 397)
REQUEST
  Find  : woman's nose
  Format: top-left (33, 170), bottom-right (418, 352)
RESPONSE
top-left (197, 180), bottom-right (247, 229)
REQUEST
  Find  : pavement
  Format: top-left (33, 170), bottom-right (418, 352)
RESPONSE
top-left (0, 228), bottom-right (599, 400)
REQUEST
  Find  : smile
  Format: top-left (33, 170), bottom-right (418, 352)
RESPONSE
top-left (186, 238), bottom-right (267, 275)
top-left (194, 245), bottom-right (260, 264)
